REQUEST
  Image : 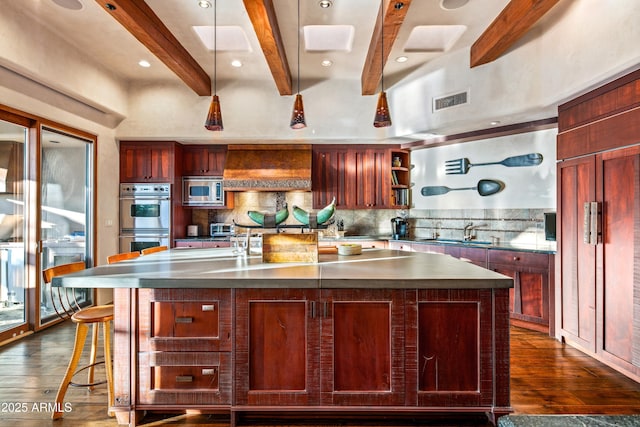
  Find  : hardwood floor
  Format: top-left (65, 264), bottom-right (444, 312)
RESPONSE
top-left (1, 323), bottom-right (639, 426)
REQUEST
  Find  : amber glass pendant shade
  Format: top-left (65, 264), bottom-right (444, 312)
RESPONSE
top-left (205, 95), bottom-right (223, 131)
top-left (373, 91), bottom-right (392, 128)
top-left (290, 94), bottom-right (307, 129)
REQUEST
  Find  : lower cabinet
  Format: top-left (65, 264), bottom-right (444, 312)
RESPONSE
top-left (137, 289), bottom-right (233, 406)
top-left (398, 242), bottom-right (554, 335)
top-left (234, 288), bottom-right (405, 406)
top-left (488, 250), bottom-right (553, 334)
top-left (123, 287), bottom-right (510, 423)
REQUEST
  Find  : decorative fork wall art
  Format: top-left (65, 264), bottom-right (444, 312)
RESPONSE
top-left (445, 153), bottom-right (543, 174)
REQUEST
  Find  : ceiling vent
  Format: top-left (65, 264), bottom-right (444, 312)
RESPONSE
top-left (433, 90), bottom-right (469, 112)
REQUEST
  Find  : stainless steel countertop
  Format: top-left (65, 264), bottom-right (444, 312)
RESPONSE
top-left (52, 247), bottom-right (513, 290)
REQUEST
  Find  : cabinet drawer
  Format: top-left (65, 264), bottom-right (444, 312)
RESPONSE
top-left (138, 352), bottom-right (232, 405)
top-left (139, 289), bottom-right (232, 352)
top-left (175, 241), bottom-right (204, 248)
top-left (202, 241), bottom-right (231, 248)
top-left (488, 250), bottom-right (549, 269)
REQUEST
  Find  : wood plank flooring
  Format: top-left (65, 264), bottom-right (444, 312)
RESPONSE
top-left (0, 323), bottom-right (639, 426)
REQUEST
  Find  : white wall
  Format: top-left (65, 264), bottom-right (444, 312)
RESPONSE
top-left (412, 128), bottom-right (557, 210)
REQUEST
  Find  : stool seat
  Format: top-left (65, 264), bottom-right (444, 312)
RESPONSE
top-left (72, 305), bottom-right (114, 323)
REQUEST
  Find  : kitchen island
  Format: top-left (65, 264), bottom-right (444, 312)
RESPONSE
top-left (53, 247), bottom-right (513, 426)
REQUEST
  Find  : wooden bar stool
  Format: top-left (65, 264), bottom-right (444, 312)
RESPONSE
top-left (107, 250), bottom-right (140, 264)
top-left (42, 261), bottom-right (114, 420)
top-left (140, 245), bottom-right (168, 255)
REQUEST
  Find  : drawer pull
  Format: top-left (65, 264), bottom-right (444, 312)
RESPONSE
top-left (201, 304), bottom-right (215, 312)
top-left (175, 317), bottom-right (193, 323)
top-left (513, 257), bottom-right (520, 261)
top-left (202, 368), bottom-right (217, 376)
top-left (175, 375), bottom-right (193, 383)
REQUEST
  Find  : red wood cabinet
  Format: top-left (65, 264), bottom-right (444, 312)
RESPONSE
top-left (489, 250), bottom-right (552, 334)
top-left (312, 145), bottom-right (394, 209)
top-left (136, 289), bottom-right (233, 406)
top-left (234, 288), bottom-right (405, 407)
top-left (113, 285), bottom-right (511, 424)
top-left (182, 145), bottom-right (226, 176)
top-left (405, 289), bottom-right (510, 414)
top-left (557, 69), bottom-right (640, 381)
top-left (120, 141), bottom-right (180, 182)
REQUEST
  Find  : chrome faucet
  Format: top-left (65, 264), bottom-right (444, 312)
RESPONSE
top-left (463, 222), bottom-right (474, 241)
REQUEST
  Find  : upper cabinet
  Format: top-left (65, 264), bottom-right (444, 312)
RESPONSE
top-left (390, 149), bottom-right (410, 208)
top-left (312, 145), bottom-right (408, 209)
top-left (182, 145), bottom-right (226, 176)
top-left (120, 141), bottom-right (182, 183)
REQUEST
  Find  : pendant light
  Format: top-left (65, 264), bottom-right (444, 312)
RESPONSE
top-left (205, 0), bottom-right (223, 131)
top-left (373, 0), bottom-right (392, 128)
top-left (290, 0), bottom-right (307, 129)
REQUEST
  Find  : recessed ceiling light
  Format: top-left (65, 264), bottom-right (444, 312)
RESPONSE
top-left (198, 0), bottom-right (212, 8)
top-left (231, 60), bottom-right (243, 68)
top-left (319, 0), bottom-right (332, 8)
top-left (490, 121), bottom-right (501, 126)
top-left (138, 60), bottom-right (151, 68)
top-left (52, 0), bottom-right (83, 10)
top-left (440, 0), bottom-right (469, 10)
top-left (321, 59), bottom-right (333, 67)
top-left (395, 56), bottom-right (408, 63)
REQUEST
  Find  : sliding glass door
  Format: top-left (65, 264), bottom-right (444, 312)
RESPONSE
top-left (38, 127), bottom-right (94, 327)
top-left (0, 120), bottom-right (26, 335)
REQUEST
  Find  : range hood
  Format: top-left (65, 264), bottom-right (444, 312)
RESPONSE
top-left (222, 144), bottom-right (312, 191)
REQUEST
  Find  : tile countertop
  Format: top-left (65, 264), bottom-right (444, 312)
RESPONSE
top-left (52, 247), bottom-right (513, 290)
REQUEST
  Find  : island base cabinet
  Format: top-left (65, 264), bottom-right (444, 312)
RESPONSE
top-left (405, 289), bottom-right (510, 416)
top-left (234, 289), bottom-right (320, 406)
top-left (234, 289), bottom-right (405, 407)
top-left (112, 286), bottom-right (510, 425)
top-left (137, 289), bottom-right (233, 406)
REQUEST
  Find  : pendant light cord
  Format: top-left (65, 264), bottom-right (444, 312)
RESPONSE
top-left (214, 0), bottom-right (217, 95)
top-left (380, 0), bottom-right (384, 92)
top-left (297, 0), bottom-right (301, 95)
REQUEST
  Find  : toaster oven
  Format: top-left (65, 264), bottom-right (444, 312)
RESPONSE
top-left (210, 223), bottom-right (234, 237)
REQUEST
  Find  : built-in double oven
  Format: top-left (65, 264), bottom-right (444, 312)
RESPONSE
top-left (119, 183), bottom-right (171, 253)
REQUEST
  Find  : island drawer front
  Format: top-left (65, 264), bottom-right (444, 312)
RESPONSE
top-left (138, 351), bottom-right (232, 405)
top-left (488, 250), bottom-right (549, 269)
top-left (138, 289), bottom-right (233, 352)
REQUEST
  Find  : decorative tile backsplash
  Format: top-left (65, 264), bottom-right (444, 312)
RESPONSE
top-left (190, 192), bottom-right (556, 250)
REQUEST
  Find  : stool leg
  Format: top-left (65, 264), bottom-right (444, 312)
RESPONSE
top-left (103, 320), bottom-right (115, 417)
top-left (87, 322), bottom-right (99, 390)
top-left (52, 322), bottom-right (89, 420)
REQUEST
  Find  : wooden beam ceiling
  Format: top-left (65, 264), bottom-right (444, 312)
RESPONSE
top-left (470, 0), bottom-right (560, 68)
top-left (243, 0), bottom-right (292, 96)
top-left (361, 0), bottom-right (412, 96)
top-left (94, 0), bottom-right (211, 96)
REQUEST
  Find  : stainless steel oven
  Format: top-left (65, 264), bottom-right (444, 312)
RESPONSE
top-left (119, 183), bottom-right (171, 234)
top-left (119, 183), bottom-right (171, 252)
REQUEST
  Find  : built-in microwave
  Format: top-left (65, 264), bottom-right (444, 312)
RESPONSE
top-left (182, 177), bottom-right (224, 206)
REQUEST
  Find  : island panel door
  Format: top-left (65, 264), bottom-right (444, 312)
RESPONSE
top-left (405, 289), bottom-right (499, 408)
top-left (320, 289), bottom-right (405, 406)
top-left (235, 289), bottom-right (321, 406)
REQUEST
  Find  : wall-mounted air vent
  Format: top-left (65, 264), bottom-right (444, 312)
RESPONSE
top-left (433, 90), bottom-right (469, 112)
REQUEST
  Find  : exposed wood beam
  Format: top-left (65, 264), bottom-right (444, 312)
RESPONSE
top-left (243, 0), bottom-right (292, 96)
top-left (94, 0), bottom-right (211, 96)
top-left (470, 0), bottom-right (560, 68)
top-left (361, 0), bottom-right (412, 96)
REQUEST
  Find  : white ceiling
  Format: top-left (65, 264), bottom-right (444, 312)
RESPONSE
top-left (5, 0), bottom-right (589, 144)
top-left (19, 0), bottom-right (511, 92)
